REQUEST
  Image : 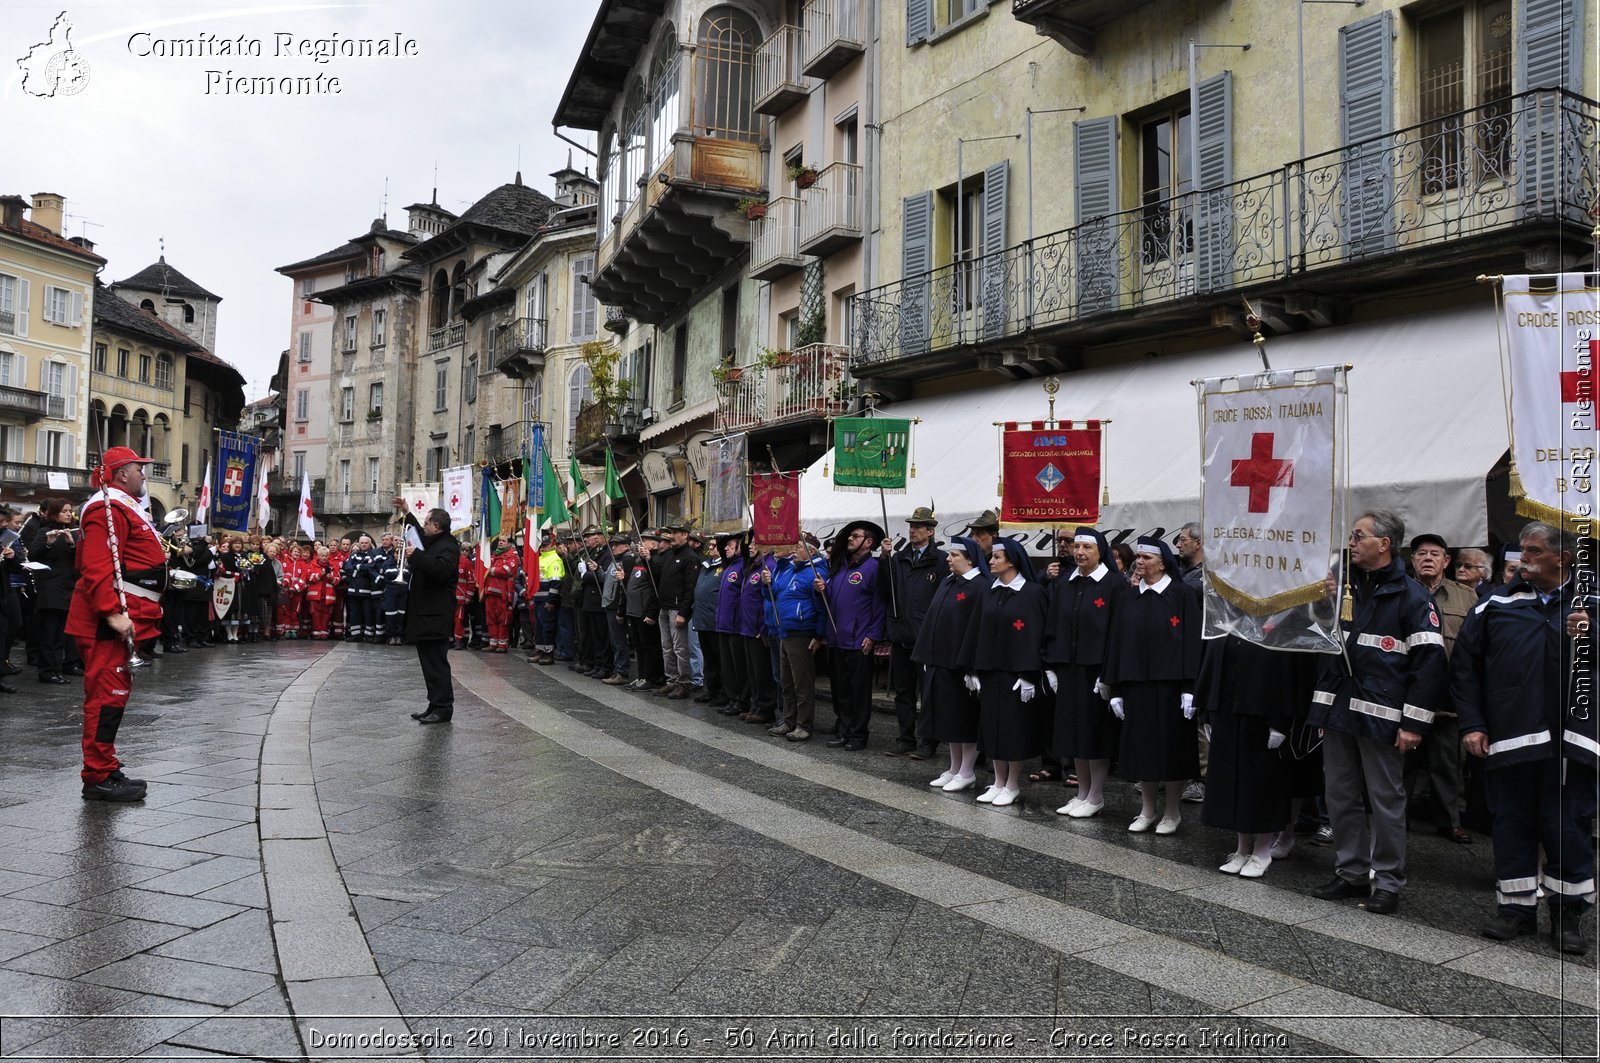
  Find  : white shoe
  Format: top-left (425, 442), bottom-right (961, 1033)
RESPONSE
top-left (1155, 814), bottom-right (1182, 835)
top-left (991, 787), bottom-right (1018, 807)
top-left (1239, 854), bottom-right (1272, 879)
top-left (1068, 799), bottom-right (1104, 819)
top-left (929, 771), bottom-right (956, 788)
top-left (1219, 851), bottom-right (1250, 874)
top-left (943, 774), bottom-right (977, 792)
top-left (1269, 831), bottom-right (1295, 860)
top-left (976, 784), bottom-right (1000, 803)
top-left (1055, 798), bottom-right (1083, 816)
top-left (1128, 813), bottom-right (1159, 833)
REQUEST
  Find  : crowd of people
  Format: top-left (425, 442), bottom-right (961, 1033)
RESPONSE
top-left (16, 454), bottom-right (1595, 957)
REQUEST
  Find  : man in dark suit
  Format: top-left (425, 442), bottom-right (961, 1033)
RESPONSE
top-left (405, 508), bottom-right (463, 724)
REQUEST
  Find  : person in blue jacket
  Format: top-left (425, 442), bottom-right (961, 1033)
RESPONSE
top-left (762, 533), bottom-right (830, 741)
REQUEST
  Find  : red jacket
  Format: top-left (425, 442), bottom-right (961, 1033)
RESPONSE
top-left (485, 549), bottom-right (518, 599)
top-left (280, 557), bottom-right (311, 596)
top-left (67, 488), bottom-right (167, 642)
top-left (456, 548), bottom-right (477, 603)
top-left (304, 558), bottom-right (340, 604)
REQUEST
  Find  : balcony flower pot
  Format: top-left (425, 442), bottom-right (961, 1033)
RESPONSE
top-left (789, 163), bottom-right (820, 189)
top-left (734, 197), bottom-right (767, 221)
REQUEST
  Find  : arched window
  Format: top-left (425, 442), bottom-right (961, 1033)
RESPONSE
top-left (649, 33), bottom-right (681, 173)
top-left (449, 262), bottom-right (467, 320)
top-left (182, 304), bottom-right (195, 324)
top-left (530, 370), bottom-right (544, 424)
top-left (598, 125), bottom-right (619, 237)
top-left (152, 413), bottom-right (170, 462)
top-left (430, 269), bottom-right (449, 328)
top-left (139, 299), bottom-right (155, 313)
top-left (567, 364), bottom-right (593, 444)
top-left (621, 83), bottom-right (647, 212)
top-left (154, 352), bottom-right (173, 390)
top-left (695, 7), bottom-right (760, 143)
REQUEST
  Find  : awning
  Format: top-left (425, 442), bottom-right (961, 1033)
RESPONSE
top-left (801, 303), bottom-right (1509, 545)
top-left (571, 463), bottom-right (638, 513)
top-left (640, 399), bottom-right (716, 444)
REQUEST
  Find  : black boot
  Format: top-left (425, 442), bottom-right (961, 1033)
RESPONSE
top-left (1552, 908), bottom-right (1589, 955)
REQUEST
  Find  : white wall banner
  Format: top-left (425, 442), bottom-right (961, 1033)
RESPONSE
top-left (1502, 274), bottom-right (1598, 530)
top-left (400, 482), bottom-right (441, 523)
top-left (1198, 365), bottom-right (1345, 652)
top-left (441, 465), bottom-right (474, 533)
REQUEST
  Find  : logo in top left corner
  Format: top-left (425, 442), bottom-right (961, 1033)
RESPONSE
top-left (17, 11), bottom-right (90, 98)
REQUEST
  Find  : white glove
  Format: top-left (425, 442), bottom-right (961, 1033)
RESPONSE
top-left (1200, 723), bottom-right (1212, 743)
top-left (1181, 692), bottom-right (1196, 720)
top-left (1014, 678), bottom-right (1036, 703)
top-left (1267, 728), bottom-right (1287, 750)
top-left (1044, 670), bottom-right (1058, 692)
top-left (1093, 677), bottom-right (1109, 699)
top-left (1110, 697), bottom-right (1125, 720)
top-left (964, 674), bottom-right (981, 693)
top-left (577, 560), bottom-right (589, 576)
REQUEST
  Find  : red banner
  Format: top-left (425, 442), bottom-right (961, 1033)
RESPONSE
top-left (1000, 421), bottom-right (1102, 525)
top-left (752, 472), bottom-right (800, 547)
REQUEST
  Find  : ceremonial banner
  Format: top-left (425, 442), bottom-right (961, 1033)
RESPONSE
top-left (297, 468), bottom-right (317, 540)
top-left (1503, 274), bottom-right (1598, 530)
top-left (442, 465), bottom-right (473, 531)
top-left (833, 417), bottom-right (911, 492)
top-left (1198, 365), bottom-right (1344, 652)
top-left (210, 432), bottom-right (260, 533)
top-left (752, 472), bottom-right (800, 547)
top-left (999, 421), bottom-right (1102, 525)
top-left (256, 467), bottom-right (271, 532)
top-left (476, 467), bottom-right (502, 589)
top-left (211, 575), bottom-right (237, 621)
top-left (707, 433), bottom-right (748, 529)
top-left (195, 456), bottom-right (213, 524)
top-left (399, 482), bottom-right (440, 522)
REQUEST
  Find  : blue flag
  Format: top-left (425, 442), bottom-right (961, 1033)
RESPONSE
top-left (211, 431), bottom-right (260, 533)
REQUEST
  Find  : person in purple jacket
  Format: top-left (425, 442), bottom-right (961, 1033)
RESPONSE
top-left (713, 533), bottom-right (749, 717)
top-left (819, 520), bottom-right (887, 751)
top-left (736, 548), bottom-right (779, 724)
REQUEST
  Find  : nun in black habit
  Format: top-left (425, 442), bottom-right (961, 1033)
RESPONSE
top-left (1043, 526), bottom-right (1129, 818)
top-left (913, 535), bottom-right (990, 792)
top-left (1102, 535), bottom-right (1202, 833)
top-left (1195, 632), bottom-right (1320, 877)
top-left (959, 538), bottom-right (1049, 808)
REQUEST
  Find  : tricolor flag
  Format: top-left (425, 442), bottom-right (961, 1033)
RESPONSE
top-left (476, 466), bottom-right (501, 590)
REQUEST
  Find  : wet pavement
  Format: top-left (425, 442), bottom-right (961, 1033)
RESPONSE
top-left (0, 640), bottom-right (1594, 1061)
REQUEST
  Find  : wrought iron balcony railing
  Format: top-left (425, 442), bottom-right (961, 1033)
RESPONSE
top-left (716, 343), bottom-right (855, 433)
top-left (754, 25), bottom-right (808, 116)
top-left (0, 310), bottom-right (15, 336)
top-left (799, 162), bottom-right (863, 256)
top-left (802, 0), bottom-right (865, 79)
top-left (750, 197), bottom-right (805, 281)
top-left (852, 89), bottom-right (1599, 368)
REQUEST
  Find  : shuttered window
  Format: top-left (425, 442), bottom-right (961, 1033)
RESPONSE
top-left (1074, 116), bottom-right (1120, 314)
top-left (1339, 10), bottom-right (1395, 257)
top-left (1516, 0), bottom-right (1583, 217)
top-left (1193, 72), bottom-right (1234, 292)
top-left (906, 0), bottom-right (933, 46)
top-left (980, 160), bottom-right (1009, 340)
top-left (899, 192), bottom-right (934, 356)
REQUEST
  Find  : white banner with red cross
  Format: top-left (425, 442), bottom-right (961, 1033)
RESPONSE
top-left (441, 465), bottom-right (474, 533)
top-left (1502, 274), bottom-right (1598, 531)
top-left (1199, 365), bottom-right (1344, 652)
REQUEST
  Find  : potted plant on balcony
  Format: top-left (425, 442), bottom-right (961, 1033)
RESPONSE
top-left (756, 346), bottom-right (795, 370)
top-left (734, 197), bottom-right (768, 221)
top-left (788, 162), bottom-right (820, 189)
top-left (710, 363), bottom-right (743, 386)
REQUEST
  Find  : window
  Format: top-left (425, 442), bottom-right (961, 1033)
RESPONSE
top-left (1418, 0), bottom-right (1513, 190)
top-left (464, 355), bottom-right (479, 404)
top-left (529, 371), bottom-right (544, 423)
top-left (93, 344), bottom-right (107, 373)
top-left (292, 450), bottom-right (306, 482)
top-left (720, 285), bottom-right (739, 358)
top-left (462, 428), bottom-right (475, 465)
top-left (155, 353), bottom-right (173, 390)
top-left (671, 323), bottom-right (688, 407)
top-left (0, 274), bottom-right (18, 336)
top-left (371, 246), bottom-right (384, 275)
top-left (338, 459), bottom-right (351, 498)
top-left (945, 0), bottom-right (983, 25)
top-left (295, 388), bottom-right (309, 421)
top-left (372, 308), bottom-right (386, 346)
top-left (138, 353), bottom-right (152, 384)
top-left (183, 304), bottom-right (195, 324)
top-left (525, 274), bottom-right (547, 321)
top-left (434, 360), bottom-right (449, 410)
top-left (40, 429), bottom-right (69, 466)
top-left (44, 361), bottom-right (75, 418)
top-left (184, 385), bottom-right (193, 416)
top-left (298, 332), bottom-right (312, 362)
top-left (369, 381), bottom-right (383, 416)
top-left (367, 457), bottom-right (381, 492)
top-left (693, 9), bottom-right (760, 143)
top-left (836, 285), bottom-right (857, 347)
top-left (649, 36), bottom-right (681, 174)
top-left (115, 348), bottom-right (129, 377)
top-left (571, 257), bottom-right (597, 339)
top-left (181, 443), bottom-right (190, 482)
top-left (621, 83), bottom-right (647, 213)
top-left (1139, 104), bottom-right (1193, 266)
top-left (599, 128), bottom-right (620, 237)
top-left (343, 315), bottom-right (357, 351)
top-left (42, 286), bottom-right (71, 325)
top-left (0, 350), bottom-right (20, 387)
top-left (301, 277), bottom-right (316, 297)
top-left (340, 386), bottom-right (354, 422)
top-left (948, 182), bottom-right (983, 311)
top-left (568, 364), bottom-right (593, 442)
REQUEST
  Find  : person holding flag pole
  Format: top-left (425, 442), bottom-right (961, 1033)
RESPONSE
top-left (529, 426), bottom-right (570, 665)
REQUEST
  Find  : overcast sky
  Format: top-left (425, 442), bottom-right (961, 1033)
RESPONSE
top-left (3, 0), bottom-right (602, 400)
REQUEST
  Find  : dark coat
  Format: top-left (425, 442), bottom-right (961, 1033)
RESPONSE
top-left (959, 577), bottom-right (1048, 675)
top-left (405, 531), bottom-right (462, 642)
top-left (655, 541), bottom-right (698, 611)
top-left (881, 541), bottom-right (949, 646)
top-left (23, 517), bottom-right (78, 611)
top-left (1194, 633), bottom-right (1318, 726)
top-left (1042, 563), bottom-right (1127, 666)
top-left (1102, 576), bottom-right (1203, 689)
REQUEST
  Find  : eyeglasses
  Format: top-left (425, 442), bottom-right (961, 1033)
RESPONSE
top-left (1348, 530), bottom-right (1381, 543)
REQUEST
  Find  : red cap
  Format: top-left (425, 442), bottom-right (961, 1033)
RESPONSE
top-left (91, 445), bottom-right (152, 488)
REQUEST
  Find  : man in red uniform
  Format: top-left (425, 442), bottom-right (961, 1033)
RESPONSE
top-left (67, 447), bottom-right (166, 802)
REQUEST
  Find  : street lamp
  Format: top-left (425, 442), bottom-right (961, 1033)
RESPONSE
top-left (621, 406), bottom-right (639, 436)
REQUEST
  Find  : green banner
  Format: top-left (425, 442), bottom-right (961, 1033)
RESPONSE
top-left (833, 417), bottom-right (911, 492)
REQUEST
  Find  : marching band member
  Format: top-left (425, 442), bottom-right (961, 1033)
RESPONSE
top-left (959, 539), bottom-right (1047, 807)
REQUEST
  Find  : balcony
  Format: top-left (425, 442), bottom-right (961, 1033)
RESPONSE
top-left (148, 461), bottom-right (172, 482)
top-left (801, 0), bottom-right (864, 79)
top-left (754, 26), bottom-right (808, 116)
top-left (325, 490), bottom-right (389, 516)
top-left (749, 198), bottom-right (805, 281)
top-left (0, 310), bottom-right (15, 336)
top-left (483, 424), bottom-right (528, 466)
top-left (0, 384), bottom-right (48, 421)
top-left (496, 317), bottom-right (548, 380)
top-left (852, 89), bottom-right (1600, 376)
top-left (0, 462), bottom-right (89, 492)
top-left (1011, 0), bottom-right (1171, 55)
top-left (799, 162), bottom-right (863, 257)
top-left (716, 344), bottom-right (854, 440)
top-left (427, 321), bottom-right (464, 352)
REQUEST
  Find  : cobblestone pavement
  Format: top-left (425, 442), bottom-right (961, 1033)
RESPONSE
top-left (0, 641), bottom-right (1594, 1061)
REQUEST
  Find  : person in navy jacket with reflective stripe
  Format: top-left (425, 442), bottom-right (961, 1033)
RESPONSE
top-left (1307, 510), bottom-right (1446, 917)
top-left (1451, 520), bottom-right (1597, 954)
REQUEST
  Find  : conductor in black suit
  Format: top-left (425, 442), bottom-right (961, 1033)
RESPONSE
top-left (406, 507), bottom-right (463, 724)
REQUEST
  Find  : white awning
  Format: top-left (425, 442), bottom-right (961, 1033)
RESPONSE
top-left (640, 399), bottom-right (716, 443)
top-left (801, 303), bottom-right (1509, 546)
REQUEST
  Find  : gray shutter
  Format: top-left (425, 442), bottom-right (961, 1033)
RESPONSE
top-left (1193, 71), bottom-right (1234, 293)
top-left (906, 0), bottom-right (933, 46)
top-left (1073, 115), bottom-right (1120, 316)
top-left (1517, 0), bottom-right (1583, 220)
top-left (14, 280), bottom-right (27, 338)
top-left (1338, 10), bottom-right (1395, 258)
top-left (899, 192), bottom-right (934, 357)
top-left (981, 160), bottom-right (1010, 340)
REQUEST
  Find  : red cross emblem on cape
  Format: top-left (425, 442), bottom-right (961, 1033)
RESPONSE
top-left (955, 591), bottom-right (966, 602)
top-left (1013, 619), bottom-right (1025, 631)
top-left (1230, 432), bottom-right (1295, 513)
top-left (1093, 597), bottom-right (1105, 608)
top-left (1169, 615), bottom-right (1180, 627)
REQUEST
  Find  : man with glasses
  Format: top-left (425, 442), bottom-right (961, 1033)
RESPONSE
top-left (1308, 511), bottom-right (1447, 916)
top-left (1175, 522), bottom-right (1206, 590)
top-left (1406, 533), bottom-right (1478, 845)
top-left (1453, 548), bottom-right (1494, 598)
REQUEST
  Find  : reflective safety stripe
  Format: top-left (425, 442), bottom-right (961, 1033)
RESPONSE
top-left (1356, 633), bottom-right (1408, 655)
top-left (123, 583), bottom-right (162, 603)
top-left (1406, 630), bottom-right (1444, 649)
top-left (1402, 703), bottom-right (1435, 725)
top-left (1541, 873), bottom-right (1597, 896)
top-left (1350, 698), bottom-right (1402, 722)
top-left (1495, 891), bottom-right (1539, 907)
top-left (1564, 731), bottom-right (1600, 758)
top-left (1487, 730), bottom-right (1552, 756)
top-left (1312, 690), bottom-right (1336, 705)
top-left (1498, 876), bottom-right (1539, 893)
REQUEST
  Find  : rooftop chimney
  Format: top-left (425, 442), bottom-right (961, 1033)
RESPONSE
top-left (30, 193), bottom-right (64, 235)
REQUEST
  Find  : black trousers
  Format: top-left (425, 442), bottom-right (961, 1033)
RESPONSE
top-left (579, 609), bottom-right (607, 669)
top-left (889, 641), bottom-right (924, 746)
top-left (719, 631), bottom-right (748, 711)
top-left (416, 638), bottom-right (454, 717)
top-left (628, 616), bottom-right (665, 683)
top-left (832, 650), bottom-right (874, 744)
top-left (36, 607), bottom-right (76, 675)
top-left (742, 636), bottom-right (777, 717)
top-left (697, 629), bottom-right (723, 701)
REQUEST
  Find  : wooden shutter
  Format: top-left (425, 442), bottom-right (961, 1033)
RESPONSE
top-left (1338, 10), bottom-right (1395, 257)
top-left (64, 363), bottom-right (77, 419)
top-left (906, 0), bottom-right (933, 46)
top-left (981, 160), bottom-right (1010, 340)
top-left (14, 280), bottom-right (28, 337)
top-left (1073, 115), bottom-right (1120, 315)
top-left (1193, 72), bottom-right (1234, 292)
top-left (899, 192), bottom-right (934, 357)
top-left (1517, 0), bottom-right (1583, 219)
top-left (1518, 0), bottom-right (1582, 92)
top-left (69, 289), bottom-right (83, 327)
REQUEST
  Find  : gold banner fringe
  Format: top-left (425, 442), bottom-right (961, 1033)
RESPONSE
top-left (1210, 570), bottom-right (1329, 617)
top-left (1512, 491), bottom-right (1597, 535)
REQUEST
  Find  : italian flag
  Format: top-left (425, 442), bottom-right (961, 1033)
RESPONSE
top-left (476, 466), bottom-right (500, 590)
